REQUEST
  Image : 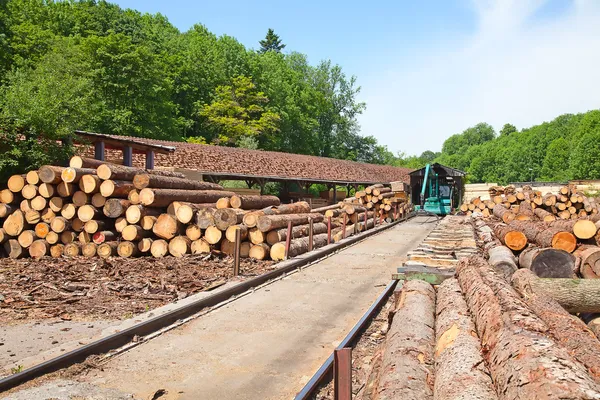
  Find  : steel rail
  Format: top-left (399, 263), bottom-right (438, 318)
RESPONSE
top-left (0, 215), bottom-right (412, 393)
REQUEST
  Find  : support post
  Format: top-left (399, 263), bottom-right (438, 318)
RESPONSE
top-left (364, 211), bottom-right (368, 231)
top-left (393, 204), bottom-right (397, 221)
top-left (145, 150), bottom-right (155, 170)
top-left (94, 141), bottom-right (105, 161)
top-left (308, 218), bottom-right (314, 252)
top-left (233, 228), bottom-right (241, 276)
top-left (327, 217), bottom-right (332, 245)
top-left (342, 214), bottom-right (347, 239)
top-left (334, 348), bottom-right (352, 400)
top-left (123, 146), bottom-right (133, 167)
top-left (284, 221), bottom-right (293, 260)
top-left (332, 185), bottom-right (338, 203)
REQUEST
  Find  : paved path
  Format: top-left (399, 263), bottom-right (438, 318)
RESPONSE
top-left (6, 217), bottom-right (437, 400)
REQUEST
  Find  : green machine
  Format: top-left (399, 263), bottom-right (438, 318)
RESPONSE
top-left (412, 163), bottom-right (464, 216)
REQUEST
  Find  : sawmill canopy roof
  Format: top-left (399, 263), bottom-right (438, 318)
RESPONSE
top-left (75, 133), bottom-right (412, 185)
top-left (409, 163), bottom-right (466, 177)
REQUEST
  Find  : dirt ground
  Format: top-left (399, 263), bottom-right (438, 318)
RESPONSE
top-left (0, 254), bottom-right (275, 325)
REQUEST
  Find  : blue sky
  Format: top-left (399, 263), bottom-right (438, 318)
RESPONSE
top-left (113, 0), bottom-right (600, 155)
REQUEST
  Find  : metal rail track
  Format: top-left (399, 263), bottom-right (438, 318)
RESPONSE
top-left (0, 214), bottom-right (414, 393)
top-left (295, 280), bottom-right (399, 400)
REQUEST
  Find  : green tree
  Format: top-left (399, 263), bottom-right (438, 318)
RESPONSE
top-left (259, 28), bottom-right (285, 53)
top-left (540, 138), bottom-right (571, 181)
top-left (571, 129), bottom-right (600, 179)
top-left (194, 75), bottom-right (281, 146)
top-left (499, 123), bottom-right (517, 136)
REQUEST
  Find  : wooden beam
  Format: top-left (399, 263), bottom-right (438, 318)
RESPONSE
top-left (145, 150), bottom-right (155, 170)
top-left (94, 141), bottom-right (105, 161)
top-left (123, 146), bottom-right (133, 167)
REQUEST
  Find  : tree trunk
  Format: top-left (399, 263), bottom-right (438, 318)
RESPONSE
top-left (138, 238), bottom-right (153, 253)
top-left (21, 184), bottom-right (37, 200)
top-left (372, 187), bottom-right (391, 196)
top-left (191, 239), bottom-right (211, 255)
top-left (225, 224), bottom-right (248, 242)
top-left (516, 276), bottom-right (600, 313)
top-left (537, 227), bottom-right (577, 253)
top-left (3, 210), bottom-right (25, 237)
top-left (61, 167), bottom-right (96, 183)
top-left (99, 180), bottom-right (136, 198)
top-left (96, 164), bottom-right (185, 181)
top-left (456, 256), bottom-right (600, 398)
top-left (364, 184), bottom-right (383, 194)
top-left (152, 213), bottom-right (182, 240)
top-left (185, 224), bottom-right (202, 241)
top-left (122, 224), bottom-right (151, 241)
top-left (139, 188), bottom-right (236, 208)
top-left (434, 278), bottom-right (496, 400)
top-left (490, 222), bottom-right (527, 251)
top-left (77, 205), bottom-right (100, 222)
top-left (269, 233), bottom-right (329, 261)
top-left (214, 208), bottom-right (247, 231)
top-left (132, 173), bottom-right (223, 191)
top-left (26, 171), bottom-right (39, 185)
top-left (249, 243), bottom-right (270, 260)
top-left (266, 222), bottom-right (329, 245)
top-left (204, 226), bottom-right (222, 244)
top-left (92, 230), bottom-right (116, 244)
top-left (256, 213), bottom-right (324, 233)
top-left (376, 280), bottom-right (435, 400)
top-left (492, 204), bottom-right (514, 223)
top-left (168, 236), bottom-right (191, 257)
top-left (175, 203), bottom-right (215, 224)
top-left (215, 197), bottom-right (230, 209)
top-left (534, 207), bottom-right (556, 222)
top-left (311, 204), bottom-right (341, 213)
top-left (248, 227), bottom-right (265, 245)
top-left (487, 245), bottom-right (518, 280)
top-left (196, 208), bottom-right (216, 229)
top-left (150, 239), bottom-right (169, 258)
top-left (229, 195), bottom-right (280, 209)
top-left (518, 247), bottom-right (576, 278)
top-left (511, 269), bottom-right (600, 382)
top-left (38, 183), bottom-right (55, 198)
top-left (117, 241), bottom-right (139, 258)
top-left (60, 231), bottom-right (77, 245)
top-left (79, 174), bottom-right (101, 194)
top-left (69, 156), bottom-right (106, 169)
top-left (242, 202), bottom-right (312, 228)
top-left (17, 230), bottom-right (35, 248)
top-left (83, 220), bottom-right (109, 234)
top-left (516, 200), bottom-right (534, 220)
top-left (126, 205), bottom-right (162, 224)
top-left (103, 199), bottom-right (131, 218)
top-left (38, 166), bottom-right (65, 184)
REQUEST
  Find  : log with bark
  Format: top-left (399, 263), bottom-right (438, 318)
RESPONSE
top-left (139, 188), bottom-right (236, 208)
top-left (152, 213), bottom-right (182, 240)
top-left (96, 164), bottom-right (186, 181)
top-left (249, 243), bottom-right (270, 260)
top-left (576, 246), bottom-right (600, 279)
top-left (191, 239), bottom-right (211, 255)
top-left (69, 156), bottom-right (107, 169)
top-left (492, 204), bottom-right (514, 223)
top-left (513, 275), bottom-right (600, 313)
top-left (256, 213), bottom-right (324, 233)
top-left (103, 199), bottom-right (131, 218)
top-left (229, 195), bottom-right (280, 209)
top-left (518, 246), bottom-right (576, 278)
top-left (265, 222), bottom-right (329, 245)
top-left (61, 167), bottom-right (96, 184)
top-left (490, 222), bottom-right (527, 251)
top-left (269, 233), bottom-right (329, 261)
top-left (132, 173), bottom-right (223, 191)
top-left (168, 236), bottom-right (191, 257)
top-left (487, 245), bottom-right (518, 280)
top-left (213, 208), bottom-right (247, 231)
top-left (38, 166), bottom-right (65, 184)
top-left (175, 203), bottom-right (215, 224)
top-left (242, 201), bottom-right (312, 227)
top-left (99, 180), bottom-right (136, 198)
top-left (97, 242), bottom-right (118, 258)
top-left (150, 239), bottom-right (169, 258)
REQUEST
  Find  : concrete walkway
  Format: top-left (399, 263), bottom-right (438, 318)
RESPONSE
top-left (5, 217), bottom-right (437, 400)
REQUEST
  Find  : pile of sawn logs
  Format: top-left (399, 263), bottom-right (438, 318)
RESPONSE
top-left (461, 184), bottom-right (599, 219)
top-left (0, 158), bottom-right (399, 261)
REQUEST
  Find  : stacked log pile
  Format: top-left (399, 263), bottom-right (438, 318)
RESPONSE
top-left (0, 159), bottom-right (404, 262)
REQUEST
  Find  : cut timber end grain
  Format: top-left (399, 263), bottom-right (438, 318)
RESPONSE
top-left (196, 208), bottom-right (216, 229)
top-left (46, 231), bottom-right (59, 245)
top-left (577, 247), bottom-right (600, 279)
top-left (434, 278), bottom-right (496, 400)
top-left (71, 218), bottom-right (84, 232)
top-left (21, 184), bottom-right (37, 200)
top-left (270, 233), bottom-right (329, 260)
top-left (82, 242), bottom-right (97, 257)
top-left (38, 166), bottom-right (65, 184)
top-left (117, 241), bottom-right (139, 258)
top-left (242, 211), bottom-right (263, 228)
top-left (100, 180), bottom-right (135, 198)
top-left (240, 242), bottom-right (251, 258)
top-left (376, 280), bottom-right (435, 400)
top-left (97, 242), bottom-right (118, 258)
top-left (72, 191), bottom-right (90, 207)
top-left (40, 208), bottom-right (55, 223)
top-left (0, 204), bottom-right (14, 218)
top-left (519, 247), bottom-right (576, 278)
top-left (168, 236), bottom-right (191, 257)
top-left (60, 203), bottom-right (77, 219)
top-left (126, 205), bottom-right (161, 224)
top-left (103, 199), bottom-right (130, 218)
top-left (38, 183), bottom-right (55, 198)
top-left (17, 230), bottom-right (35, 248)
top-left (249, 243), bottom-right (270, 260)
top-left (92, 231), bottom-right (116, 245)
top-left (69, 156), bottom-right (106, 169)
top-left (64, 242), bottom-right (80, 257)
top-left (35, 222), bottom-right (50, 239)
top-left (56, 182), bottom-right (75, 198)
top-left (229, 195), bottom-right (280, 209)
top-left (225, 224), bottom-right (248, 243)
top-left (175, 203), bottom-right (215, 224)
top-left (150, 239), bottom-right (169, 258)
top-left (220, 239), bottom-right (235, 256)
top-left (185, 224), bottom-right (202, 241)
top-left (77, 205), bottom-right (99, 222)
top-left (79, 175), bottom-right (101, 194)
top-left (191, 239), bottom-right (211, 255)
top-left (214, 208), bottom-right (246, 231)
top-left (61, 167), bottom-right (96, 183)
top-left (152, 213), bottom-right (181, 240)
top-left (50, 244), bottom-right (64, 258)
top-left (78, 231), bottom-right (91, 245)
top-left (204, 226), bottom-right (222, 245)
top-left (30, 196), bottom-right (47, 211)
top-left (139, 188), bottom-right (236, 208)
top-left (0, 189), bottom-right (16, 204)
top-left (122, 224), bottom-right (149, 241)
top-left (91, 193), bottom-right (106, 208)
top-left (60, 231), bottom-right (77, 244)
top-left (7, 175), bottom-right (25, 193)
top-left (215, 197), bottom-right (230, 209)
top-left (4, 239), bottom-right (24, 258)
top-left (492, 204), bottom-right (514, 224)
top-left (551, 231), bottom-right (577, 253)
top-left (0, 228), bottom-right (6, 244)
top-left (50, 217), bottom-right (70, 233)
top-left (3, 210), bottom-right (25, 237)
top-left (140, 216), bottom-right (157, 231)
top-left (248, 228), bottom-right (265, 245)
top-left (84, 220), bottom-right (104, 234)
top-left (128, 190), bottom-right (140, 205)
top-left (574, 219), bottom-right (597, 240)
top-left (487, 245), bottom-right (518, 280)
top-left (138, 238), bottom-right (153, 253)
top-left (26, 170), bottom-right (39, 185)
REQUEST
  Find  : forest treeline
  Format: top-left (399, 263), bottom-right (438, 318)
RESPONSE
top-left (0, 0), bottom-right (396, 179)
top-left (403, 110), bottom-right (600, 184)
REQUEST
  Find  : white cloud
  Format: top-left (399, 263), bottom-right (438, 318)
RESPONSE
top-left (358, 0), bottom-right (600, 155)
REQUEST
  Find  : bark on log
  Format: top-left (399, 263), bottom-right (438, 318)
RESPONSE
top-left (242, 202), bottom-right (312, 228)
top-left (537, 227), bottom-right (577, 253)
top-left (229, 195), bottom-right (280, 209)
top-left (516, 200), bottom-right (534, 220)
top-left (214, 208), bottom-right (247, 231)
top-left (97, 242), bottom-right (118, 258)
top-left (311, 204), bottom-right (341, 213)
top-left (99, 180), bottom-right (136, 198)
top-left (576, 246), bottom-right (600, 279)
top-left (256, 213), bottom-right (324, 233)
top-left (269, 233), bottom-right (329, 261)
top-left (125, 205), bottom-right (162, 224)
top-left (534, 207), bottom-right (556, 222)
top-left (517, 276), bottom-right (600, 313)
top-left (168, 236), bottom-right (191, 257)
top-left (132, 173), bottom-right (223, 191)
top-left (487, 245), bottom-right (518, 280)
top-left (38, 166), bottom-right (65, 184)
top-left (490, 223), bottom-right (527, 251)
top-left (492, 204), bottom-right (514, 224)
top-left (364, 184), bottom-right (383, 194)
top-left (152, 213), bottom-right (182, 240)
top-left (266, 222), bottom-right (329, 245)
top-left (456, 256), bottom-right (600, 399)
top-left (174, 203), bottom-right (215, 224)
top-left (434, 278), bottom-right (496, 400)
top-left (196, 208), bottom-right (216, 229)
top-left (372, 187), bottom-right (391, 196)
top-left (122, 224), bottom-right (150, 241)
top-left (376, 280), bottom-right (435, 400)
top-left (92, 231), bottom-right (116, 245)
top-left (49, 197), bottom-right (63, 213)
top-left (103, 199), bottom-right (131, 218)
top-left (69, 156), bottom-right (106, 169)
top-left (139, 188), bottom-right (236, 208)
top-left (96, 164), bottom-right (185, 181)
top-left (4, 239), bottom-right (24, 258)
top-left (61, 167), bottom-right (96, 183)
top-left (511, 269), bottom-right (600, 381)
top-left (518, 247), bottom-right (576, 278)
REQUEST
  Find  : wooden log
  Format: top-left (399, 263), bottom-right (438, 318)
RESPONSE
top-left (487, 245), bottom-right (518, 280)
top-left (78, 231), bottom-right (91, 245)
top-left (196, 208), bottom-right (216, 229)
top-left (34, 222), bottom-right (50, 239)
top-left (225, 224), bottom-right (248, 243)
top-left (249, 243), bottom-right (270, 260)
top-left (71, 217), bottom-right (84, 232)
top-left (519, 247), bottom-right (576, 278)
top-left (50, 243), bottom-right (64, 258)
top-left (312, 204), bottom-right (341, 213)
top-left (242, 202), bottom-right (312, 228)
top-left (17, 230), bottom-right (35, 248)
top-left (63, 242), bottom-right (80, 257)
top-left (46, 231), bottom-right (59, 245)
top-left (492, 204), bottom-right (514, 223)
top-left (138, 238), bottom-right (153, 253)
top-left (82, 242), bottom-right (97, 258)
top-left (343, 204), bottom-right (366, 215)
top-left (103, 199), bottom-right (130, 218)
top-left (191, 239), bottom-right (211, 255)
top-left (21, 184), bottom-right (37, 200)
top-left (220, 239), bottom-right (235, 256)
top-left (517, 276), bottom-right (600, 313)
top-left (152, 213), bottom-right (182, 240)
top-left (372, 187), bottom-right (391, 196)
top-left (92, 231), bottom-right (116, 245)
top-left (56, 182), bottom-right (76, 197)
top-left (70, 156), bottom-right (106, 169)
top-left (97, 164), bottom-right (186, 181)
top-left (456, 256), bottom-right (600, 398)
top-left (248, 227), bottom-right (265, 245)
top-left (0, 204), bottom-right (14, 218)
top-left (576, 246), bottom-right (600, 279)
top-left (3, 210), bottom-right (25, 237)
top-left (364, 184), bottom-right (383, 194)
top-left (122, 224), bottom-right (150, 241)
top-left (175, 203), bottom-right (215, 224)
top-left (50, 216), bottom-right (69, 233)
top-left (266, 222), bottom-right (329, 245)
top-left (79, 174), bottom-right (101, 194)
top-left (40, 208), bottom-right (55, 224)
top-left (270, 233), bottom-right (329, 261)
top-left (537, 227), bottom-right (577, 253)
top-left (72, 191), bottom-right (90, 207)
top-left (77, 205), bottom-right (100, 222)
top-left (533, 207), bottom-right (555, 222)
top-left (125, 205), bottom-right (161, 224)
top-left (0, 228), bottom-right (6, 244)
top-left (490, 223), bottom-right (527, 251)
top-left (150, 239), bottom-right (169, 257)
top-left (434, 278), bottom-right (496, 400)
top-left (38, 183), bottom-right (55, 199)
top-left (0, 189), bottom-right (17, 204)
top-left (214, 208), bottom-right (247, 231)
top-left (97, 242), bottom-right (118, 258)
top-left (139, 188), bottom-right (236, 208)
top-left (511, 269), bottom-right (600, 381)
top-left (128, 190), bottom-right (141, 205)
top-left (4, 239), bottom-right (24, 258)
top-left (61, 167), bottom-right (96, 183)
top-left (324, 209), bottom-right (344, 218)
top-left (140, 216), bottom-right (157, 231)
top-left (215, 197), bottom-right (230, 209)
top-left (256, 213), bottom-right (324, 233)
top-left (117, 241), bottom-right (139, 258)
top-left (60, 203), bottom-right (77, 219)
top-left (83, 220), bottom-right (108, 234)
top-left (185, 224), bottom-right (202, 241)
top-left (572, 219), bottom-right (598, 240)
top-left (132, 173), bottom-right (223, 191)
top-left (204, 226), bottom-right (222, 245)
top-left (168, 236), bottom-right (191, 257)
top-left (99, 180), bottom-right (135, 198)
top-left (60, 231), bottom-right (77, 244)
top-left (38, 166), bottom-right (65, 184)
top-left (30, 196), bottom-right (47, 211)
top-left (516, 200), bottom-right (534, 220)
top-left (376, 280), bottom-right (435, 400)
top-left (25, 171), bottom-right (39, 185)
top-left (229, 195), bottom-right (280, 210)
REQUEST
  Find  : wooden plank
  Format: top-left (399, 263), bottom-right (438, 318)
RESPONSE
top-left (393, 265), bottom-right (455, 285)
